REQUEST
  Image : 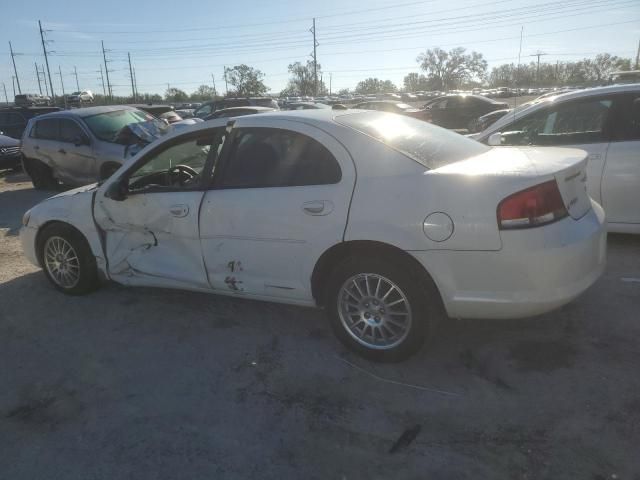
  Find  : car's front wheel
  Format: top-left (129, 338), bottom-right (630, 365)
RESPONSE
top-left (326, 256), bottom-right (437, 362)
top-left (38, 223), bottom-right (99, 295)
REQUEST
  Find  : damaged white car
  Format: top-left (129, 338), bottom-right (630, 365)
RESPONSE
top-left (20, 110), bottom-right (606, 361)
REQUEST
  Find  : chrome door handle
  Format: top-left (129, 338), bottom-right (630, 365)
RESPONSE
top-left (169, 204), bottom-right (189, 217)
top-left (302, 200), bottom-right (333, 216)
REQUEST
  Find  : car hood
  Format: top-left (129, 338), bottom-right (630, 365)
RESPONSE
top-left (47, 183), bottom-right (98, 201)
top-left (0, 134), bottom-right (20, 147)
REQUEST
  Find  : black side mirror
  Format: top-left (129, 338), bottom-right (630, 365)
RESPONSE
top-left (104, 179), bottom-right (128, 201)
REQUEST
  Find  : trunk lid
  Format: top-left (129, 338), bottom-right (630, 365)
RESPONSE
top-left (434, 146), bottom-right (592, 220)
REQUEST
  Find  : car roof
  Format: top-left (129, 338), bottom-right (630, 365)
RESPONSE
top-left (217, 106), bottom-right (275, 112)
top-left (480, 83), bottom-right (640, 137)
top-left (31, 105), bottom-right (139, 120)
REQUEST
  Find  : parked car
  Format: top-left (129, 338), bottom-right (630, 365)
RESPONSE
top-left (67, 91), bottom-right (94, 104)
top-left (14, 93), bottom-right (51, 107)
top-left (283, 102), bottom-right (331, 110)
top-left (129, 104), bottom-right (175, 117)
top-left (353, 100), bottom-right (429, 120)
top-left (476, 83), bottom-right (640, 234)
top-left (0, 134), bottom-right (21, 170)
top-left (194, 97), bottom-right (279, 119)
top-left (467, 108), bottom-right (511, 133)
top-left (424, 95), bottom-right (509, 130)
top-left (0, 107), bottom-right (61, 139)
top-left (204, 106), bottom-right (277, 120)
top-left (21, 106), bottom-right (167, 189)
top-left (20, 110), bottom-right (605, 361)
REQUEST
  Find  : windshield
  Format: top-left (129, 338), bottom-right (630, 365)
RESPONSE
top-left (336, 111), bottom-right (488, 169)
top-left (83, 109), bottom-right (157, 142)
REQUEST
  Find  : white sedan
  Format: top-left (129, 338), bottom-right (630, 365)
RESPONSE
top-left (20, 110), bottom-right (606, 361)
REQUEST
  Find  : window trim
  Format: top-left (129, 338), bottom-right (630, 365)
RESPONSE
top-left (32, 117), bottom-right (60, 141)
top-left (212, 126), bottom-right (342, 191)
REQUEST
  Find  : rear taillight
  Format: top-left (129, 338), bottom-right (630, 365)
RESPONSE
top-left (497, 180), bottom-right (568, 230)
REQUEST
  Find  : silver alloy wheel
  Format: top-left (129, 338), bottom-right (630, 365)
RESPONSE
top-left (44, 236), bottom-right (80, 289)
top-left (337, 273), bottom-right (413, 350)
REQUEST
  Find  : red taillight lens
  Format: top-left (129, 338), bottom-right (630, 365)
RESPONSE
top-left (497, 180), bottom-right (568, 230)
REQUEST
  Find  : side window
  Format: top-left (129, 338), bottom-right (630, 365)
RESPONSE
top-left (197, 105), bottom-right (212, 117)
top-left (610, 94), bottom-right (640, 142)
top-left (127, 132), bottom-right (219, 192)
top-left (500, 98), bottom-right (613, 146)
top-left (220, 128), bottom-right (341, 188)
top-left (34, 119), bottom-right (59, 140)
top-left (59, 119), bottom-right (87, 144)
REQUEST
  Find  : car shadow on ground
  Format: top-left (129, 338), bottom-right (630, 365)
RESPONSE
top-left (0, 187), bottom-right (55, 236)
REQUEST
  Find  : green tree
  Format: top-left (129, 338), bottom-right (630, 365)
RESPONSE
top-left (165, 87), bottom-right (188, 102)
top-left (283, 60), bottom-right (327, 96)
top-left (190, 85), bottom-right (216, 101)
top-left (354, 78), bottom-right (397, 94)
top-left (417, 47), bottom-right (487, 91)
top-left (403, 72), bottom-right (432, 91)
top-left (225, 64), bottom-right (268, 97)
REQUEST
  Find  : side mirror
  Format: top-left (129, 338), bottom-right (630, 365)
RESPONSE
top-left (487, 132), bottom-right (503, 146)
top-left (104, 178), bottom-right (128, 201)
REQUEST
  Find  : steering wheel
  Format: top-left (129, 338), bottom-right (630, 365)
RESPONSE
top-left (167, 164), bottom-right (198, 186)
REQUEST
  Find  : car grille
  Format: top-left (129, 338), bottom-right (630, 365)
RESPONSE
top-left (0, 146), bottom-right (21, 156)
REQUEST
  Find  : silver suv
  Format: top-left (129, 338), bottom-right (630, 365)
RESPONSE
top-left (21, 106), bottom-right (161, 189)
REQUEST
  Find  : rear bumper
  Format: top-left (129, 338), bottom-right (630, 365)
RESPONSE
top-left (410, 201), bottom-right (606, 319)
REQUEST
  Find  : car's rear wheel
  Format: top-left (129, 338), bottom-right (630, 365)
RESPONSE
top-left (38, 223), bottom-right (99, 295)
top-left (326, 256), bottom-right (437, 362)
top-left (26, 158), bottom-right (57, 190)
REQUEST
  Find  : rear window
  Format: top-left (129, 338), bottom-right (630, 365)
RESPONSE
top-left (335, 112), bottom-right (489, 169)
top-left (83, 109), bottom-right (154, 142)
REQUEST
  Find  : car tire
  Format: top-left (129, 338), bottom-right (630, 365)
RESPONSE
top-left (27, 158), bottom-right (57, 190)
top-left (37, 223), bottom-right (100, 295)
top-left (326, 255), bottom-right (438, 362)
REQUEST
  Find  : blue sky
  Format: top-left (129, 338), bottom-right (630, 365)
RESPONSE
top-left (1, 0), bottom-right (638, 97)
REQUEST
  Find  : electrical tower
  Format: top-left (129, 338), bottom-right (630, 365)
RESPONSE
top-left (9, 41), bottom-right (22, 95)
top-left (38, 20), bottom-right (55, 99)
top-left (310, 18), bottom-right (319, 96)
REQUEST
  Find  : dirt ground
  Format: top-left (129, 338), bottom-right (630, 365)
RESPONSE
top-left (1, 170), bottom-right (639, 480)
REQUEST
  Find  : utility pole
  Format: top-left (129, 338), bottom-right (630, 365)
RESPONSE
top-left (9, 41), bottom-right (22, 95)
top-left (329, 73), bottom-right (332, 96)
top-left (101, 40), bottom-right (112, 99)
top-left (127, 52), bottom-right (136, 101)
top-left (42, 65), bottom-right (49, 96)
top-left (530, 51), bottom-right (547, 86)
top-left (2, 82), bottom-right (8, 105)
top-left (11, 76), bottom-right (16, 97)
top-left (211, 74), bottom-right (217, 97)
top-left (310, 18), bottom-right (318, 96)
top-left (635, 38), bottom-right (640, 70)
top-left (58, 65), bottom-right (65, 96)
top-left (132, 67), bottom-right (138, 98)
top-left (223, 66), bottom-right (228, 96)
top-left (73, 66), bottom-right (80, 91)
top-left (39, 20), bottom-right (55, 99)
top-left (35, 62), bottom-right (43, 94)
top-left (99, 65), bottom-right (106, 96)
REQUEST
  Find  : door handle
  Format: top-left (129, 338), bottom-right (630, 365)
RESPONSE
top-left (302, 200), bottom-right (333, 216)
top-left (169, 204), bottom-right (189, 217)
top-left (58, 148), bottom-right (66, 154)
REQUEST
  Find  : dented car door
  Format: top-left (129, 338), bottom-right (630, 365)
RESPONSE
top-left (93, 129), bottom-right (220, 290)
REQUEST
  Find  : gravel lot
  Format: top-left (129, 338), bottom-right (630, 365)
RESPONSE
top-left (1, 170), bottom-right (639, 479)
